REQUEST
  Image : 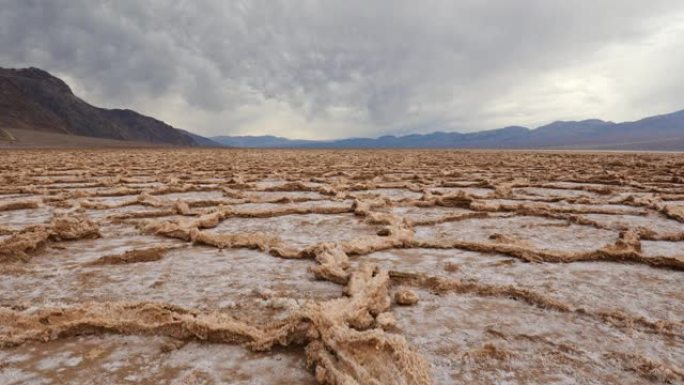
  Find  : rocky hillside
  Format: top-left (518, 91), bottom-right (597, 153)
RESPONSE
top-left (0, 67), bottom-right (214, 146)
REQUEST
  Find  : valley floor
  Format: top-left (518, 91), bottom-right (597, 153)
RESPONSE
top-left (0, 149), bottom-right (682, 384)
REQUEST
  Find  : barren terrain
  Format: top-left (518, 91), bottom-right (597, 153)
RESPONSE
top-left (0, 149), bottom-right (682, 385)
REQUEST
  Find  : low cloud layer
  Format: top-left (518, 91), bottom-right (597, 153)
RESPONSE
top-left (2, 1), bottom-right (684, 139)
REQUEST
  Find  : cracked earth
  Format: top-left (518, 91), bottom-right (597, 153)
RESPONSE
top-left (0, 149), bottom-right (682, 384)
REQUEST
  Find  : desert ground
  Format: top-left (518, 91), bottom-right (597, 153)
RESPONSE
top-left (0, 149), bottom-right (682, 385)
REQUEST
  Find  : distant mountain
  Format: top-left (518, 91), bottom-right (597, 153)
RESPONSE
top-left (212, 110), bottom-right (684, 150)
top-left (0, 66), bottom-right (217, 146)
top-left (211, 135), bottom-right (319, 148)
top-left (5, 65), bottom-right (681, 150)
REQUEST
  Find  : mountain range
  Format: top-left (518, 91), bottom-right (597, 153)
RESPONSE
top-left (212, 111), bottom-right (684, 150)
top-left (0, 66), bottom-right (216, 147)
top-left (1, 66), bottom-right (683, 150)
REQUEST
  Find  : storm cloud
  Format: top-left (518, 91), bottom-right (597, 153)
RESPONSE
top-left (2, 0), bottom-right (684, 139)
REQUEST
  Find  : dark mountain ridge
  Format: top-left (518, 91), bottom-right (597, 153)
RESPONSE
top-left (0, 66), bottom-right (216, 146)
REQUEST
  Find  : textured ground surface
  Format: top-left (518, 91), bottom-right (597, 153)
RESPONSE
top-left (0, 149), bottom-right (683, 385)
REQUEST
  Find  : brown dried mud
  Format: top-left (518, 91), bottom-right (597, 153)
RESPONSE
top-left (0, 149), bottom-right (683, 384)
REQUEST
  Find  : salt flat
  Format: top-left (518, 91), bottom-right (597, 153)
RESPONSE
top-left (0, 149), bottom-right (682, 384)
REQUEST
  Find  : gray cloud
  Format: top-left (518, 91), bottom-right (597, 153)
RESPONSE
top-left (2, 0), bottom-right (684, 139)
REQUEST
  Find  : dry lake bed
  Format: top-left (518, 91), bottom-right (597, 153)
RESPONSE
top-left (0, 149), bottom-right (683, 384)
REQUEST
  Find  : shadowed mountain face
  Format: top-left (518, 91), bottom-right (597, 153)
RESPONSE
top-left (213, 111), bottom-right (684, 150)
top-left (0, 67), bottom-right (215, 146)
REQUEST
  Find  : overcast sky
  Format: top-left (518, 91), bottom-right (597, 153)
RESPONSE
top-left (2, 1), bottom-right (684, 139)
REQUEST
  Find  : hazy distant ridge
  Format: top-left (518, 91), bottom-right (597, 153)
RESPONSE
top-left (213, 110), bottom-right (684, 150)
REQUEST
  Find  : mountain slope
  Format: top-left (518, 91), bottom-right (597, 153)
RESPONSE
top-left (0, 66), bottom-right (216, 146)
top-left (212, 110), bottom-right (684, 150)
top-left (0, 128), bottom-right (170, 149)
top-left (179, 129), bottom-right (224, 147)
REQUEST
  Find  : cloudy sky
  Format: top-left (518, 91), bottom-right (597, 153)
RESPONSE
top-left (2, 1), bottom-right (684, 139)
